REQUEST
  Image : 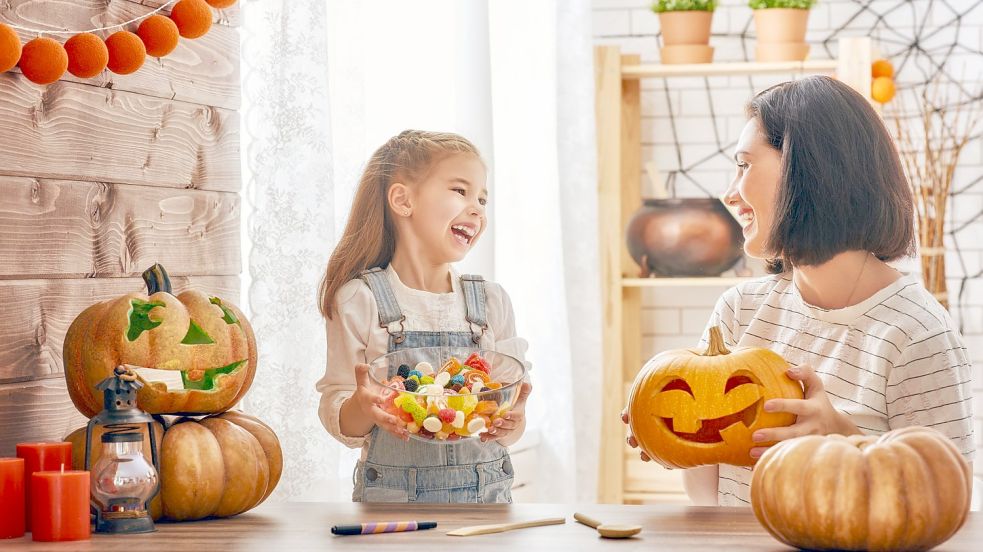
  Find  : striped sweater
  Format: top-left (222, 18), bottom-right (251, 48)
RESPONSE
top-left (699, 272), bottom-right (975, 507)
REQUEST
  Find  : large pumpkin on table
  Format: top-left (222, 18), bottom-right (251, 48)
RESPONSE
top-left (64, 264), bottom-right (256, 417)
top-left (751, 427), bottom-right (972, 551)
top-left (65, 411), bottom-right (282, 521)
top-left (627, 326), bottom-right (803, 468)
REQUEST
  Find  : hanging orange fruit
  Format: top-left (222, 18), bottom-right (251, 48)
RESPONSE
top-left (0, 22), bottom-right (21, 73)
top-left (871, 58), bottom-right (894, 79)
top-left (138, 14), bottom-right (181, 57)
top-left (18, 37), bottom-right (68, 85)
top-left (206, 0), bottom-right (237, 7)
top-left (871, 76), bottom-right (896, 104)
top-left (171, 0), bottom-right (213, 39)
top-left (64, 32), bottom-right (109, 78)
top-left (106, 31), bottom-right (147, 75)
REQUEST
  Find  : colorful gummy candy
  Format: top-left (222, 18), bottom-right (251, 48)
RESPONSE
top-left (382, 353), bottom-right (513, 442)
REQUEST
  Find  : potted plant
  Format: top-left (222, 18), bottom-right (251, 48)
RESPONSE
top-left (749, 0), bottom-right (817, 62)
top-left (652, 0), bottom-right (717, 64)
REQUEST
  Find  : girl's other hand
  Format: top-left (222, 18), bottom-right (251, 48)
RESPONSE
top-left (353, 363), bottom-right (409, 441)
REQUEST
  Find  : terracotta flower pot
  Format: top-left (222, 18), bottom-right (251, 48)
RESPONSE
top-left (659, 11), bottom-right (714, 64)
top-left (753, 8), bottom-right (810, 62)
top-left (625, 198), bottom-right (744, 277)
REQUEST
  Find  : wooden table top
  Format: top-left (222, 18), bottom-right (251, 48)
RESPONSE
top-left (5, 502), bottom-right (983, 551)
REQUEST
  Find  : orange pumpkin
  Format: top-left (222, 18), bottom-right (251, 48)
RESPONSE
top-left (65, 411), bottom-right (282, 521)
top-left (751, 427), bottom-right (972, 551)
top-left (63, 264), bottom-right (256, 417)
top-left (627, 326), bottom-right (803, 468)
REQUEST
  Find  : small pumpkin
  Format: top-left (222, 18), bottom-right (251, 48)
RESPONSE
top-left (751, 427), bottom-right (972, 551)
top-left (65, 411), bottom-right (282, 521)
top-left (63, 264), bottom-right (256, 417)
top-left (627, 326), bottom-right (803, 468)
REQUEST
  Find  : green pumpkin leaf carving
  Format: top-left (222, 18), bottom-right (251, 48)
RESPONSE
top-left (181, 360), bottom-right (247, 391)
top-left (180, 320), bottom-right (215, 345)
top-left (209, 297), bottom-right (240, 325)
top-left (127, 299), bottom-right (165, 342)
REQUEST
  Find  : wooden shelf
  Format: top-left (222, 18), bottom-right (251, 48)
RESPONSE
top-left (622, 277), bottom-right (753, 288)
top-left (621, 59), bottom-right (839, 79)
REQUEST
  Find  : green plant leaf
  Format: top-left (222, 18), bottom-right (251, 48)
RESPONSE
top-left (181, 360), bottom-right (247, 391)
top-left (209, 297), bottom-right (239, 325)
top-left (180, 320), bottom-right (215, 345)
top-left (652, 0), bottom-right (717, 13)
top-left (127, 299), bottom-right (165, 342)
top-left (748, 0), bottom-right (815, 9)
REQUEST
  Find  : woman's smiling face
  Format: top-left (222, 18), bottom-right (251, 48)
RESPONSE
top-left (723, 117), bottom-right (783, 260)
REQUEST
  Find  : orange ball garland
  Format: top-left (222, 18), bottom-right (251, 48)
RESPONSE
top-left (138, 15), bottom-right (181, 57)
top-left (170, 0), bottom-right (213, 39)
top-left (19, 37), bottom-right (68, 85)
top-left (64, 32), bottom-right (109, 78)
top-left (871, 76), bottom-right (896, 104)
top-left (105, 31), bottom-right (147, 75)
top-left (0, 22), bottom-right (21, 73)
top-left (206, 0), bottom-right (237, 8)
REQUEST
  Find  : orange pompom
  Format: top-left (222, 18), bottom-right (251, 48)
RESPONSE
top-left (206, 0), bottom-right (237, 8)
top-left (18, 37), bottom-right (68, 85)
top-left (871, 76), bottom-right (896, 104)
top-left (0, 22), bottom-right (22, 73)
top-left (170, 0), bottom-right (213, 39)
top-left (105, 31), bottom-right (146, 75)
top-left (64, 33), bottom-right (108, 78)
top-left (871, 58), bottom-right (894, 79)
top-left (138, 14), bottom-right (180, 57)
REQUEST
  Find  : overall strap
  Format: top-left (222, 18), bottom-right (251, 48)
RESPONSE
top-left (460, 274), bottom-right (488, 344)
top-left (358, 267), bottom-right (406, 344)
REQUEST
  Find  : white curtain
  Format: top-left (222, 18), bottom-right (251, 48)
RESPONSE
top-left (240, 0), bottom-right (601, 503)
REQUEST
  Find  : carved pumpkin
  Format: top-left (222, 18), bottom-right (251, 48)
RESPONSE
top-left (63, 264), bottom-right (257, 417)
top-left (627, 326), bottom-right (803, 468)
top-left (65, 411), bottom-right (282, 522)
top-left (751, 427), bottom-right (972, 551)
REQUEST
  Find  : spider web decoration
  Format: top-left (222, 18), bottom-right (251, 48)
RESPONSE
top-left (654, 0), bottom-right (982, 326)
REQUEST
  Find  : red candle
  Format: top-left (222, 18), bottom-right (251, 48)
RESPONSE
top-left (30, 470), bottom-right (90, 542)
top-left (16, 442), bottom-right (73, 531)
top-left (0, 458), bottom-right (26, 539)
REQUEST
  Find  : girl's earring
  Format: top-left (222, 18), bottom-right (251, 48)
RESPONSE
top-left (404, 210), bottom-right (411, 217)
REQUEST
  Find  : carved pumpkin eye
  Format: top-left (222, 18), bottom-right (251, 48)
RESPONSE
top-left (725, 374), bottom-right (755, 393)
top-left (661, 378), bottom-right (693, 397)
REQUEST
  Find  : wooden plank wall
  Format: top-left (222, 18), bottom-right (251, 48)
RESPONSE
top-left (0, 0), bottom-right (241, 455)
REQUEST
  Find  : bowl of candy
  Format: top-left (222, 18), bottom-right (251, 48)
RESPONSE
top-left (367, 346), bottom-right (527, 443)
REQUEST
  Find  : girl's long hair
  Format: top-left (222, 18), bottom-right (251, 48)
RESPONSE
top-left (319, 130), bottom-right (481, 318)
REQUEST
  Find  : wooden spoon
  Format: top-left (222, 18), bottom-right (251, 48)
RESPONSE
top-left (446, 517), bottom-right (566, 537)
top-left (574, 512), bottom-right (641, 539)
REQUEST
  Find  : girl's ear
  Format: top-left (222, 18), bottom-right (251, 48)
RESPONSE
top-left (388, 182), bottom-right (412, 217)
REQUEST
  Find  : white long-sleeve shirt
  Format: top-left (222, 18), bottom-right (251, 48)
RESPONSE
top-left (315, 265), bottom-right (528, 454)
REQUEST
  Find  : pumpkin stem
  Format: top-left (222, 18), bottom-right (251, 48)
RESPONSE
top-left (142, 264), bottom-right (172, 295)
top-left (702, 326), bottom-right (731, 356)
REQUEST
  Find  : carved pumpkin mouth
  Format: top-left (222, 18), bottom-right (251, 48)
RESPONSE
top-left (662, 398), bottom-right (761, 443)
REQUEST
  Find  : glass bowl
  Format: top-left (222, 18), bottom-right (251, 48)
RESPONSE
top-left (367, 346), bottom-right (527, 443)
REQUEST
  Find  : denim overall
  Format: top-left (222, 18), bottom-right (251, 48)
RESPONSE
top-left (351, 267), bottom-right (515, 503)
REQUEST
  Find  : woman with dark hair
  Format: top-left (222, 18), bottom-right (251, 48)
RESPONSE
top-left (626, 75), bottom-right (974, 506)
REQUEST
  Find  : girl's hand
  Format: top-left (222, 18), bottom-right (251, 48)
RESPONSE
top-left (353, 363), bottom-right (409, 441)
top-left (622, 408), bottom-right (652, 462)
top-left (480, 382), bottom-right (532, 444)
top-left (749, 364), bottom-right (860, 459)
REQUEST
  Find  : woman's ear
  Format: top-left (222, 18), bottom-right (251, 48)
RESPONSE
top-left (388, 182), bottom-right (412, 217)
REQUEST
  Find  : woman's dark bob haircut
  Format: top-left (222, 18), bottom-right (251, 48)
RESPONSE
top-left (746, 75), bottom-right (915, 273)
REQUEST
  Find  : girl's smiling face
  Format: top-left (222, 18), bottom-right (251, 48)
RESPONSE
top-left (724, 118), bottom-right (782, 259)
top-left (394, 153), bottom-right (488, 264)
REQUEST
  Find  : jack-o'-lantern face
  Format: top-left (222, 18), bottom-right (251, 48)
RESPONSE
top-left (627, 327), bottom-right (803, 468)
top-left (63, 264), bottom-right (257, 418)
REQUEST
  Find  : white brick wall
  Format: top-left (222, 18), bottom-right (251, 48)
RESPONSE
top-left (594, 0), bottom-right (983, 477)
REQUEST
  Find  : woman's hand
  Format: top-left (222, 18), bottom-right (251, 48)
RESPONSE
top-left (481, 382), bottom-right (532, 445)
top-left (750, 364), bottom-right (860, 459)
top-left (622, 408), bottom-right (652, 462)
top-left (352, 363), bottom-right (409, 441)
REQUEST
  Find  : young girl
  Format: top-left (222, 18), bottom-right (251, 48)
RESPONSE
top-left (316, 130), bottom-right (532, 503)
top-left (626, 76), bottom-right (974, 506)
